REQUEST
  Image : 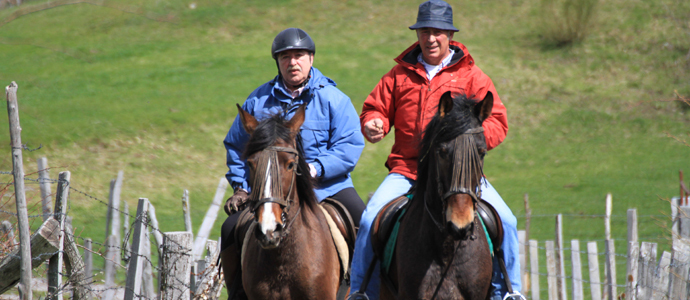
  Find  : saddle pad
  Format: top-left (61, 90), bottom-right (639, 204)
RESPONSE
top-left (382, 207), bottom-right (407, 273)
top-left (318, 204), bottom-right (350, 275)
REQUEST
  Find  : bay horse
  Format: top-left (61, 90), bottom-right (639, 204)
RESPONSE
top-left (234, 104), bottom-right (341, 299)
top-left (381, 91), bottom-right (495, 300)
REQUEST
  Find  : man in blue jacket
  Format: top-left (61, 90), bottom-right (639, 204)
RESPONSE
top-left (220, 27), bottom-right (366, 298)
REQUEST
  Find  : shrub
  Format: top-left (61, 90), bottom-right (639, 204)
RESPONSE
top-left (539, 0), bottom-right (599, 47)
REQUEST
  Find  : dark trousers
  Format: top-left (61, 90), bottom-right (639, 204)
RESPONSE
top-left (221, 187), bottom-right (365, 251)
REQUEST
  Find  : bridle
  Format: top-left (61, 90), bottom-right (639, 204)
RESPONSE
top-left (425, 126), bottom-right (485, 232)
top-left (248, 145), bottom-right (302, 239)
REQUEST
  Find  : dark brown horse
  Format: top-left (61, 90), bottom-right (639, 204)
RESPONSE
top-left (381, 91), bottom-right (494, 300)
top-left (235, 104), bottom-right (341, 299)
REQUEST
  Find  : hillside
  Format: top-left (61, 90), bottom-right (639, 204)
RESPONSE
top-left (0, 0), bottom-right (688, 269)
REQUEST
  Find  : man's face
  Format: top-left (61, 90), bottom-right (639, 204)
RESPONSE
top-left (416, 28), bottom-right (454, 65)
top-left (277, 49), bottom-right (313, 89)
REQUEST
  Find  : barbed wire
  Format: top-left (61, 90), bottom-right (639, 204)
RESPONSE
top-left (2, 172), bottom-right (688, 299)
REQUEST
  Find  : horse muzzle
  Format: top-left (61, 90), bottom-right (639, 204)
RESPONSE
top-left (254, 222), bottom-right (284, 249)
top-left (254, 202), bottom-right (286, 249)
top-left (444, 193), bottom-right (475, 240)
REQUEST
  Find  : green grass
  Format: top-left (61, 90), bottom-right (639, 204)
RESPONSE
top-left (0, 0), bottom-right (689, 297)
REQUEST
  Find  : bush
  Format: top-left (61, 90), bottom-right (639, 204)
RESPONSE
top-left (539, 0), bottom-right (599, 47)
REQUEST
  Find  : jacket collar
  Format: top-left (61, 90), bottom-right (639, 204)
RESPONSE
top-left (269, 67), bottom-right (335, 102)
top-left (395, 40), bottom-right (472, 73)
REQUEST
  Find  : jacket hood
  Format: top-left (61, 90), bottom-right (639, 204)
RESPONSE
top-left (394, 40), bottom-right (474, 72)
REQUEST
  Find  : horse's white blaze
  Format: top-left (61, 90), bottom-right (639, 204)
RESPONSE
top-left (260, 159), bottom-right (277, 234)
top-left (261, 202), bottom-right (278, 234)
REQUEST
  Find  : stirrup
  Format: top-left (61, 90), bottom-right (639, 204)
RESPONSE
top-left (346, 292), bottom-right (370, 300)
top-left (502, 291), bottom-right (526, 300)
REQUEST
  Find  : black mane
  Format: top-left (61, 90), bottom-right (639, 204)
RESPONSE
top-left (244, 114), bottom-right (319, 213)
top-left (413, 94), bottom-right (481, 201)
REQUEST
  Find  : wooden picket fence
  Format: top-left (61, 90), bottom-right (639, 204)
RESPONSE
top-left (518, 194), bottom-right (690, 300)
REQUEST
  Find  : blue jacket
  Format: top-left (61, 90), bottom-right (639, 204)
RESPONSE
top-left (224, 67), bottom-right (365, 201)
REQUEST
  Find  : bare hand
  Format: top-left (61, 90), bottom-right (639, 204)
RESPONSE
top-left (224, 189), bottom-right (249, 215)
top-left (364, 118), bottom-right (384, 143)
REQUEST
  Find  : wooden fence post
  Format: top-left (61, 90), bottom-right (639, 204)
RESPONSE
top-left (650, 251), bottom-right (671, 300)
top-left (637, 242), bottom-right (657, 299)
top-left (63, 221), bottom-right (87, 299)
top-left (124, 198), bottom-right (150, 300)
top-left (529, 239), bottom-right (540, 300)
top-left (604, 239), bottom-right (617, 300)
top-left (546, 240), bottom-right (558, 300)
top-left (141, 226), bottom-right (156, 299)
top-left (669, 240), bottom-right (690, 299)
top-left (147, 202), bottom-right (164, 252)
top-left (123, 200), bottom-right (130, 261)
top-left (183, 189), bottom-right (193, 234)
top-left (555, 214), bottom-right (567, 300)
top-left (571, 240), bottom-right (583, 300)
top-left (193, 239), bottom-right (223, 300)
top-left (523, 193), bottom-right (531, 296)
top-left (587, 241), bottom-right (602, 300)
top-left (625, 241), bottom-right (639, 300)
top-left (84, 238), bottom-right (93, 300)
top-left (193, 178), bottom-right (227, 260)
top-left (105, 179), bottom-right (115, 245)
top-left (626, 209), bottom-right (638, 300)
top-left (159, 231), bottom-right (193, 300)
top-left (112, 171), bottom-right (124, 251)
top-left (603, 193), bottom-right (612, 300)
top-left (671, 197), bottom-right (681, 245)
top-left (1, 221), bottom-right (16, 250)
top-left (6, 81), bottom-right (32, 300)
top-left (48, 171), bottom-right (70, 300)
top-left (38, 157), bottom-right (52, 222)
top-left (103, 234), bottom-right (119, 300)
top-left (518, 230), bottom-right (527, 297)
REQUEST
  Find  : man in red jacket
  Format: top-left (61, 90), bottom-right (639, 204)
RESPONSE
top-left (349, 1), bottom-right (523, 299)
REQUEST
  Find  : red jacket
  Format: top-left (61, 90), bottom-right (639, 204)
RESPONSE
top-left (360, 41), bottom-right (508, 180)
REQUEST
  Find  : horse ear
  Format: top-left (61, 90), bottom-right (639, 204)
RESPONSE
top-left (475, 91), bottom-right (494, 123)
top-left (286, 104), bottom-right (306, 137)
top-left (438, 91), bottom-right (454, 118)
top-left (237, 104), bottom-right (258, 135)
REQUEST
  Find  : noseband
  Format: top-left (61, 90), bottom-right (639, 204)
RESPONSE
top-left (425, 126), bottom-right (485, 232)
top-left (249, 146), bottom-right (301, 228)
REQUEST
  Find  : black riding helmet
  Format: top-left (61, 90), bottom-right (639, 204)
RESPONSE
top-left (271, 28), bottom-right (316, 60)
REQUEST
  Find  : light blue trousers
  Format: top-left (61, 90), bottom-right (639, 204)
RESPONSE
top-left (349, 173), bottom-right (521, 299)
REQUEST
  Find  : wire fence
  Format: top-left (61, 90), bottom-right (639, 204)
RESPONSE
top-left (0, 170), bottom-right (223, 300)
top-left (2, 169), bottom-right (689, 300)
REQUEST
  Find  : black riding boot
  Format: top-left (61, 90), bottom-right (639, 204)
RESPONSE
top-left (221, 244), bottom-right (247, 300)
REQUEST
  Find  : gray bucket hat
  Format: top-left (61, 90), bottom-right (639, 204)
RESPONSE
top-left (409, 0), bottom-right (459, 32)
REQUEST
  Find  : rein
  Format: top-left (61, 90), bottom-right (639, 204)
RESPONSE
top-left (425, 126), bottom-right (485, 233)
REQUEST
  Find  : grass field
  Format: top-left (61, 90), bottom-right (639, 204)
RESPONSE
top-left (0, 0), bottom-right (689, 295)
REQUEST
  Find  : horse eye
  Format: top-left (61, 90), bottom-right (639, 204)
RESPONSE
top-left (438, 146), bottom-right (450, 158)
top-left (478, 148), bottom-right (487, 156)
top-left (287, 162), bottom-right (296, 170)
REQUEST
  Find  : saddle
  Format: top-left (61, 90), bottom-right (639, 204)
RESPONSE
top-left (370, 195), bottom-right (410, 261)
top-left (370, 195), bottom-right (504, 261)
top-left (476, 198), bottom-right (504, 252)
